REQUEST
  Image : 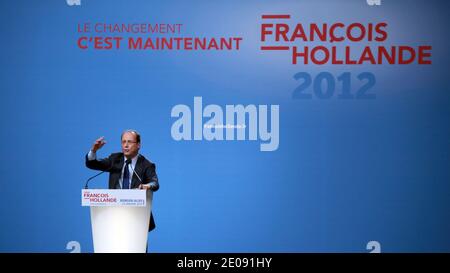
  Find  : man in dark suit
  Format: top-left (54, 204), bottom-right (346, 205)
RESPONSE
top-left (85, 130), bottom-right (159, 232)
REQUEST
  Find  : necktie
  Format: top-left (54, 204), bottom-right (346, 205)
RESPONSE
top-left (123, 161), bottom-right (131, 189)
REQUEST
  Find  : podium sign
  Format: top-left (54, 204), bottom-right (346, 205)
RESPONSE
top-left (82, 189), bottom-right (146, 207)
top-left (82, 189), bottom-right (152, 253)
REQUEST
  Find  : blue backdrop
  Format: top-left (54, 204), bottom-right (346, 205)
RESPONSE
top-left (0, 0), bottom-right (449, 252)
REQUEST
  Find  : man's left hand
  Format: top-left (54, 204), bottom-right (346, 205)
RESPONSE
top-left (139, 184), bottom-right (151, 190)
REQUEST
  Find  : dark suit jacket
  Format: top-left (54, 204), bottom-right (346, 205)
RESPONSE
top-left (85, 152), bottom-right (159, 231)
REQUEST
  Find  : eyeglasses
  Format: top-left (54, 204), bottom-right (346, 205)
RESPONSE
top-left (121, 140), bottom-right (137, 145)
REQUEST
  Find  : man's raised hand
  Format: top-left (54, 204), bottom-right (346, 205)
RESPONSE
top-left (91, 136), bottom-right (106, 152)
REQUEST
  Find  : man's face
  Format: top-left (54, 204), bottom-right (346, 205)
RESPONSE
top-left (121, 132), bottom-right (140, 159)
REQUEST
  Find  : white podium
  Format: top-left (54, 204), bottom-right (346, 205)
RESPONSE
top-left (82, 189), bottom-right (152, 253)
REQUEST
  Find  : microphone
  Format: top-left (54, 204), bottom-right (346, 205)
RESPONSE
top-left (129, 156), bottom-right (143, 184)
top-left (85, 157), bottom-right (118, 189)
top-left (130, 155), bottom-right (154, 191)
top-left (84, 171), bottom-right (106, 189)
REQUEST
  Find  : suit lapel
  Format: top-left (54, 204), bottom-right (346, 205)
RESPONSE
top-left (109, 155), bottom-right (124, 189)
top-left (116, 155), bottom-right (125, 189)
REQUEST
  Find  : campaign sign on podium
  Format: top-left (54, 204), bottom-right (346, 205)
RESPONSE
top-left (82, 189), bottom-right (152, 253)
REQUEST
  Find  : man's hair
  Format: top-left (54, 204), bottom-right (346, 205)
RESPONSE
top-left (121, 129), bottom-right (141, 143)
